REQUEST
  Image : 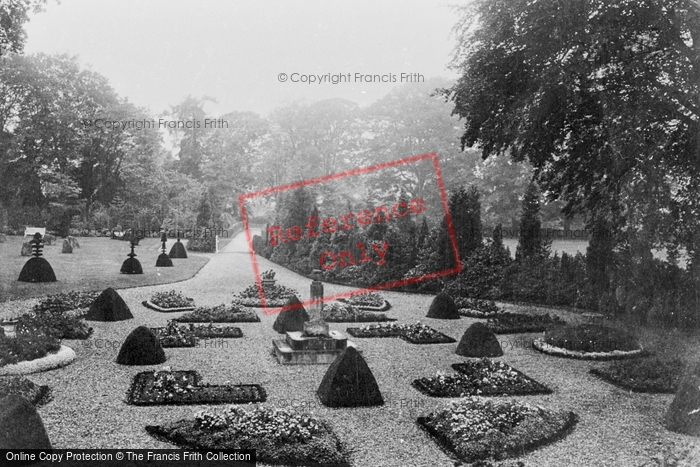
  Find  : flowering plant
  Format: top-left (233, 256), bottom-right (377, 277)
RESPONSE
top-left (151, 290), bottom-right (193, 308)
top-left (194, 405), bottom-right (323, 443)
top-left (151, 366), bottom-right (195, 400)
top-left (346, 292), bottom-right (384, 308)
top-left (260, 270), bottom-right (276, 280)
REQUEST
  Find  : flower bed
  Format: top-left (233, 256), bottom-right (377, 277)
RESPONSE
top-left (346, 322), bottom-right (455, 344)
top-left (412, 359), bottom-right (552, 397)
top-left (190, 323), bottom-right (243, 339)
top-left (145, 405), bottom-right (349, 466)
top-left (0, 375), bottom-right (51, 405)
top-left (144, 290), bottom-right (195, 312)
top-left (174, 304), bottom-right (260, 323)
top-left (338, 292), bottom-right (391, 311)
top-left (17, 308), bottom-right (93, 340)
top-left (126, 368), bottom-right (266, 406)
top-left (455, 297), bottom-right (500, 318)
top-left (150, 322), bottom-right (198, 348)
top-left (589, 357), bottom-right (684, 393)
top-left (33, 291), bottom-right (100, 313)
top-left (0, 345), bottom-right (76, 375)
top-left (533, 323), bottom-right (644, 360)
top-left (0, 332), bottom-right (61, 367)
top-left (232, 283), bottom-right (299, 307)
top-left (486, 312), bottom-right (564, 334)
top-left (322, 302), bottom-right (395, 323)
top-left (417, 397), bottom-right (578, 464)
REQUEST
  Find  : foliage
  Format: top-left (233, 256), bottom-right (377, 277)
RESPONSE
top-left (0, 0), bottom-right (48, 57)
top-left (0, 331), bottom-right (60, 366)
top-left (175, 304), bottom-right (259, 323)
top-left (544, 324), bottom-right (639, 353)
top-left (590, 357), bottom-right (684, 393)
top-left (443, 0), bottom-right (700, 280)
top-left (33, 291), bottom-right (100, 313)
top-left (17, 308), bottom-right (93, 340)
top-left (187, 235), bottom-right (216, 252)
top-left (150, 290), bottom-right (193, 309)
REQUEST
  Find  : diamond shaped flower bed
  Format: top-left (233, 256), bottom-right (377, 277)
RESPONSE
top-left (455, 298), bottom-right (501, 318)
top-left (533, 323), bottom-right (645, 360)
top-left (126, 368), bottom-right (266, 406)
top-left (322, 301), bottom-right (395, 323)
top-left (346, 322), bottom-right (455, 344)
top-left (145, 405), bottom-right (350, 466)
top-left (232, 283), bottom-right (299, 307)
top-left (412, 359), bottom-right (552, 397)
top-left (143, 290), bottom-right (195, 312)
top-left (174, 303), bottom-right (260, 323)
top-left (338, 291), bottom-right (391, 311)
top-left (417, 397), bottom-right (578, 464)
top-left (487, 312), bottom-right (565, 334)
top-left (589, 357), bottom-right (684, 393)
top-left (0, 376), bottom-right (51, 405)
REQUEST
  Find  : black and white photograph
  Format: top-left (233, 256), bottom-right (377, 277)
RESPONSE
top-left (0, 0), bottom-right (699, 466)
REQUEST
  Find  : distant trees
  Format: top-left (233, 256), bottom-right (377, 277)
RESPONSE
top-left (0, 0), bottom-right (47, 57)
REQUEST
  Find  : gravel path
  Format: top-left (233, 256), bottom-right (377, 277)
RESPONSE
top-left (15, 229), bottom-right (700, 466)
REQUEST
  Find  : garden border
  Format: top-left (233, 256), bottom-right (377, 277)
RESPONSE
top-left (532, 338), bottom-right (646, 361)
top-left (0, 345), bottom-right (76, 375)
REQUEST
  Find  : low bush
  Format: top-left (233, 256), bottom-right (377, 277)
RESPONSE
top-left (187, 236), bottom-right (216, 253)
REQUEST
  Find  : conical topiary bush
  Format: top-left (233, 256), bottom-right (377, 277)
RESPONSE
top-left (84, 288), bottom-right (133, 321)
top-left (116, 326), bottom-right (166, 365)
top-left (317, 346), bottom-right (383, 407)
top-left (456, 322), bottom-right (504, 357)
top-left (272, 296), bottom-right (309, 334)
top-left (664, 359), bottom-right (700, 437)
top-left (168, 238), bottom-right (188, 259)
top-left (0, 394), bottom-right (52, 449)
top-left (426, 291), bottom-right (460, 319)
top-left (156, 253), bottom-right (173, 267)
top-left (18, 257), bottom-right (57, 282)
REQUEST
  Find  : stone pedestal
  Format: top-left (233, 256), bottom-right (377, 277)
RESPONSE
top-left (273, 270), bottom-right (356, 364)
top-left (273, 330), bottom-right (356, 364)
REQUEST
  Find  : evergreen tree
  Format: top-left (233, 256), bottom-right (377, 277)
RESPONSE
top-left (516, 182), bottom-right (545, 260)
top-left (447, 185), bottom-right (483, 263)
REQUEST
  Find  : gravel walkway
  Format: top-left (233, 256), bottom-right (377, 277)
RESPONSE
top-left (14, 229), bottom-right (700, 466)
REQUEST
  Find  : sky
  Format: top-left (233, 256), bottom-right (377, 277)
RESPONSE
top-left (24, 0), bottom-right (466, 118)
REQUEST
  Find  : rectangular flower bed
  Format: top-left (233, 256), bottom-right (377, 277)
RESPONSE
top-left (126, 370), bottom-right (266, 406)
top-left (149, 324), bottom-right (198, 348)
top-left (191, 325), bottom-right (243, 339)
top-left (486, 312), bottom-right (564, 334)
top-left (346, 322), bottom-right (455, 344)
top-left (174, 304), bottom-right (260, 323)
top-left (412, 359), bottom-right (552, 397)
top-left (338, 292), bottom-right (391, 311)
top-left (323, 302), bottom-right (395, 323)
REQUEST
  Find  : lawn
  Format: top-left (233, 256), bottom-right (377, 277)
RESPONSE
top-left (7, 232), bottom-right (698, 467)
top-left (0, 236), bottom-right (210, 305)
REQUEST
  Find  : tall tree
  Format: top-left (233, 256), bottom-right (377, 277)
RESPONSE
top-left (443, 0), bottom-right (700, 270)
top-left (0, 0), bottom-right (47, 58)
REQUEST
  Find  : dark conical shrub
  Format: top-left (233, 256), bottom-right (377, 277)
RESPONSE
top-left (84, 288), bottom-right (133, 321)
top-left (664, 360), bottom-right (700, 436)
top-left (317, 346), bottom-right (383, 407)
top-left (168, 239), bottom-right (188, 259)
top-left (426, 291), bottom-right (460, 319)
top-left (273, 296), bottom-right (309, 334)
top-left (156, 253), bottom-right (173, 267)
top-left (0, 393), bottom-right (52, 449)
top-left (120, 257), bottom-right (143, 274)
top-left (18, 258), bottom-right (57, 282)
top-left (456, 322), bottom-right (503, 357)
top-left (116, 326), bottom-right (166, 365)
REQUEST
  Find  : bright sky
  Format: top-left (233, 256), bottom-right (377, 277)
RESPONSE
top-left (24, 0), bottom-right (465, 117)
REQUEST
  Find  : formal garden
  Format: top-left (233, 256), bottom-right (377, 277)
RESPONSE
top-left (2, 0), bottom-right (700, 465)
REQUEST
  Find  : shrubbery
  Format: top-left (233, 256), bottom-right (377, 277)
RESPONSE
top-left (187, 235), bottom-right (216, 252)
